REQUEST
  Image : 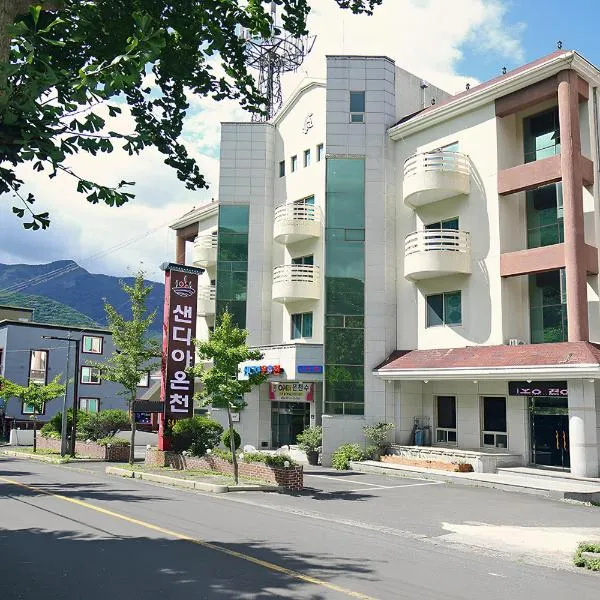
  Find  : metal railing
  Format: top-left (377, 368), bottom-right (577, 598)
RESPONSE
top-left (194, 233), bottom-right (218, 249)
top-left (273, 264), bottom-right (320, 284)
top-left (197, 285), bottom-right (216, 301)
top-left (405, 229), bottom-right (471, 256)
top-left (404, 151), bottom-right (470, 180)
top-left (273, 203), bottom-right (321, 225)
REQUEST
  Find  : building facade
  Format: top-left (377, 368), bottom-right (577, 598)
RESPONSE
top-left (172, 50), bottom-right (600, 477)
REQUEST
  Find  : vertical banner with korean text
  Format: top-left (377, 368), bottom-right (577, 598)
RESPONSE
top-left (162, 268), bottom-right (198, 420)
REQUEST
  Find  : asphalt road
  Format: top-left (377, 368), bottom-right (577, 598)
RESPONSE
top-left (1, 457), bottom-right (599, 600)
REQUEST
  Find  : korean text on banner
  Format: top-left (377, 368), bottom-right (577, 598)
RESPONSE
top-left (269, 382), bottom-right (314, 402)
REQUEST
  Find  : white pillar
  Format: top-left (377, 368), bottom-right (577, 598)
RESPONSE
top-left (567, 379), bottom-right (599, 477)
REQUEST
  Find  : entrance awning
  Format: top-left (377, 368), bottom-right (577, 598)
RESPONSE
top-left (373, 341), bottom-right (600, 381)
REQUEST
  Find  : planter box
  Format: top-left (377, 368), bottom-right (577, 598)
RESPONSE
top-left (146, 448), bottom-right (303, 491)
top-left (37, 436), bottom-right (129, 462)
top-left (381, 454), bottom-right (474, 472)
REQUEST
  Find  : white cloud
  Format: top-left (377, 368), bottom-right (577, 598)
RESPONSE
top-left (1, 0), bottom-right (524, 282)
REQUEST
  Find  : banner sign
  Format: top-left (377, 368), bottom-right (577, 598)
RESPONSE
top-left (297, 365), bottom-right (323, 374)
top-left (135, 413), bottom-right (152, 425)
top-left (133, 400), bottom-right (164, 413)
top-left (269, 382), bottom-right (314, 402)
top-left (162, 268), bottom-right (199, 420)
top-left (508, 381), bottom-right (568, 397)
top-left (242, 364), bottom-right (283, 377)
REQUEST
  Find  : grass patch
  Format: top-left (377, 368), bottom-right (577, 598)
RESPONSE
top-left (574, 542), bottom-right (600, 571)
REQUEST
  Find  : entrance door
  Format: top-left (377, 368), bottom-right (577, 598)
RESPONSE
top-left (529, 397), bottom-right (570, 469)
top-left (271, 402), bottom-right (311, 448)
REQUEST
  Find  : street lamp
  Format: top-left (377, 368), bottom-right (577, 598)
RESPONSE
top-left (43, 335), bottom-right (81, 456)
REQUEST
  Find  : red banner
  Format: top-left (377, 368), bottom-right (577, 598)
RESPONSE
top-left (161, 268), bottom-right (198, 420)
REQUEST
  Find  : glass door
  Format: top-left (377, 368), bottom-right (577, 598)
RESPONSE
top-left (529, 397), bottom-right (570, 469)
top-left (271, 402), bottom-right (311, 448)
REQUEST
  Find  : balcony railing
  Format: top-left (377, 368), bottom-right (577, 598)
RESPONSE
top-left (197, 284), bottom-right (216, 315)
top-left (404, 229), bottom-right (472, 280)
top-left (273, 204), bottom-right (322, 244)
top-left (193, 233), bottom-right (218, 268)
top-left (403, 151), bottom-right (470, 208)
top-left (272, 264), bottom-right (320, 303)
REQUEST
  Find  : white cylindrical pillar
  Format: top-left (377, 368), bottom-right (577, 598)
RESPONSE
top-left (567, 379), bottom-right (599, 477)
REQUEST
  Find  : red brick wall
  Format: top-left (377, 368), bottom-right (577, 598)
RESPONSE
top-left (37, 436), bottom-right (130, 462)
top-left (145, 448), bottom-right (303, 490)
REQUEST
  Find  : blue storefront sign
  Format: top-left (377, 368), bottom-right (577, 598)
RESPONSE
top-left (297, 365), bottom-right (323, 374)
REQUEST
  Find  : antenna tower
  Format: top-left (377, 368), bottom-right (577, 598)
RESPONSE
top-left (242, 2), bottom-right (316, 122)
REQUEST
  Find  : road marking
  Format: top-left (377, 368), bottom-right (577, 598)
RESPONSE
top-left (343, 482), bottom-right (443, 492)
top-left (305, 474), bottom-right (391, 487)
top-left (0, 475), bottom-right (379, 600)
top-left (488, 572), bottom-right (507, 578)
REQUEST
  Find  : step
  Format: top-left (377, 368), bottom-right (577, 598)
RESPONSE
top-left (498, 466), bottom-right (600, 484)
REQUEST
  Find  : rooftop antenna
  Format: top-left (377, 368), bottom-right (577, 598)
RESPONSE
top-left (242, 2), bottom-right (316, 122)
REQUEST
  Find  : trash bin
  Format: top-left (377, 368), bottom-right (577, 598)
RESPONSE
top-left (415, 428), bottom-right (424, 446)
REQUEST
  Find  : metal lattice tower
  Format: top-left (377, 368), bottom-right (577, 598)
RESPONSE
top-left (242, 3), bottom-right (316, 122)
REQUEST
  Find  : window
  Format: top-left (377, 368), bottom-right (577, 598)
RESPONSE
top-left (291, 254), bottom-right (313, 266)
top-left (436, 396), bottom-right (457, 444)
top-left (350, 91), bottom-right (365, 123)
top-left (22, 401), bottom-right (45, 415)
top-left (81, 366), bottom-right (101, 384)
top-left (0, 348), bottom-right (4, 376)
top-left (303, 149), bottom-right (311, 167)
top-left (291, 312), bottom-right (313, 339)
top-left (529, 269), bottom-right (567, 343)
top-left (29, 350), bottom-right (48, 385)
top-left (137, 371), bottom-right (150, 387)
top-left (79, 398), bottom-right (99, 413)
top-left (317, 143), bottom-right (324, 162)
top-left (524, 107), bottom-right (560, 163)
top-left (291, 155), bottom-right (298, 172)
top-left (526, 183), bottom-right (564, 249)
top-left (481, 397), bottom-right (508, 448)
top-left (426, 291), bottom-right (461, 327)
top-left (279, 160), bottom-right (285, 178)
top-left (440, 141), bottom-right (459, 153)
top-left (82, 335), bottom-right (103, 354)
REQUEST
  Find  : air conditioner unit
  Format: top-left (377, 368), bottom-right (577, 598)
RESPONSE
top-left (508, 338), bottom-right (525, 346)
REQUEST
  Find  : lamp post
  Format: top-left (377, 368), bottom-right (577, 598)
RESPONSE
top-left (43, 335), bottom-right (81, 456)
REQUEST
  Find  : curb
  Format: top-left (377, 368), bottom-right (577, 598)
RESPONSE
top-left (105, 467), bottom-right (280, 493)
top-left (1, 450), bottom-right (70, 464)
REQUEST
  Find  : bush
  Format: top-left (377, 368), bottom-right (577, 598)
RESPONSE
top-left (221, 428), bottom-right (241, 451)
top-left (331, 444), bottom-right (366, 470)
top-left (574, 542), bottom-right (600, 571)
top-left (242, 452), bottom-right (297, 468)
top-left (210, 448), bottom-right (233, 462)
top-left (97, 436), bottom-right (130, 447)
top-left (171, 416), bottom-right (224, 457)
top-left (77, 409), bottom-right (129, 442)
top-left (40, 423), bottom-right (61, 439)
top-left (363, 422), bottom-right (394, 457)
top-left (296, 426), bottom-right (322, 453)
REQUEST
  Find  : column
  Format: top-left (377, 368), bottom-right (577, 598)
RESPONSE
top-left (175, 236), bottom-right (186, 265)
top-left (558, 70), bottom-right (588, 341)
top-left (567, 379), bottom-right (599, 477)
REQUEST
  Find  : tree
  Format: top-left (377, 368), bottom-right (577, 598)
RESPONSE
top-left (190, 311), bottom-right (268, 485)
top-left (0, 0), bottom-right (382, 230)
top-left (95, 271), bottom-right (160, 464)
top-left (0, 374), bottom-right (65, 452)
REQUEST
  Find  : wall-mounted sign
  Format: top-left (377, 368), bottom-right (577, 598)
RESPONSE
top-left (508, 381), bottom-right (568, 397)
top-left (302, 113), bottom-right (314, 134)
top-left (297, 365), bottom-right (323, 374)
top-left (269, 382), bottom-right (314, 402)
top-left (135, 412), bottom-right (152, 425)
top-left (231, 412), bottom-right (240, 423)
top-left (243, 364), bottom-right (283, 377)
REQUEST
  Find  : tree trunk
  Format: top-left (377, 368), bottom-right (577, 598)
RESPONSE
top-left (129, 406), bottom-right (136, 465)
top-left (227, 405), bottom-right (238, 485)
top-left (32, 413), bottom-right (37, 453)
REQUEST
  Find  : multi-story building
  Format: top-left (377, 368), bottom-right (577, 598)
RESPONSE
top-left (172, 49), bottom-right (600, 477)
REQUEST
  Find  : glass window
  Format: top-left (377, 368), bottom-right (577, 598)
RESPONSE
top-left (437, 396), bottom-right (456, 429)
top-left (524, 107), bottom-right (560, 163)
top-left (291, 255), bottom-right (313, 266)
top-left (425, 217), bottom-right (459, 231)
top-left (79, 398), bottom-right (99, 413)
top-left (529, 269), bottom-right (567, 343)
top-left (426, 294), bottom-right (444, 327)
top-left (526, 183), bottom-right (564, 249)
top-left (303, 149), bottom-right (311, 167)
top-left (291, 312), bottom-right (313, 339)
top-left (441, 141), bottom-right (459, 152)
top-left (29, 350), bottom-right (48, 385)
top-left (326, 159), bottom-right (365, 230)
top-left (291, 155), bottom-right (297, 172)
top-left (426, 292), bottom-right (461, 327)
top-left (317, 144), bottom-right (324, 162)
top-left (22, 401), bottom-right (44, 415)
top-left (81, 366), bottom-right (101, 384)
top-left (279, 160), bottom-right (285, 178)
top-left (350, 91), bottom-right (365, 112)
top-left (137, 372), bottom-right (150, 387)
top-left (482, 397), bottom-right (506, 432)
top-left (82, 335), bottom-right (103, 354)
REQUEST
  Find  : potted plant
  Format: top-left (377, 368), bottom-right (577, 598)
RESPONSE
top-left (296, 425), bottom-right (322, 466)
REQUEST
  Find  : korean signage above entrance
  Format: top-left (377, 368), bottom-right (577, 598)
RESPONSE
top-left (269, 382), bottom-right (314, 402)
top-left (508, 381), bottom-right (568, 397)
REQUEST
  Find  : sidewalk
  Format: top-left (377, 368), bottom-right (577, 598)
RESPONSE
top-left (351, 460), bottom-right (600, 503)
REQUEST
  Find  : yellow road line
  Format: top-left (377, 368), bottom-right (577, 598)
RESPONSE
top-left (0, 475), bottom-right (378, 600)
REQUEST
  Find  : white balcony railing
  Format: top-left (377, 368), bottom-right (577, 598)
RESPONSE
top-left (193, 233), bottom-right (218, 268)
top-left (197, 284), bottom-right (216, 315)
top-left (273, 204), bottom-right (322, 244)
top-left (404, 229), bottom-right (472, 280)
top-left (272, 264), bottom-right (320, 303)
top-left (403, 151), bottom-right (470, 208)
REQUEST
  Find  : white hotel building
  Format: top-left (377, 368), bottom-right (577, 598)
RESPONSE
top-left (172, 49), bottom-right (600, 477)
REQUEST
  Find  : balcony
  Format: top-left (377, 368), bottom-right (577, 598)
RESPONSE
top-left (404, 230), bottom-right (471, 280)
top-left (272, 265), bottom-right (320, 303)
top-left (403, 151), bottom-right (470, 208)
top-left (193, 233), bottom-right (218, 268)
top-left (197, 285), bottom-right (216, 315)
top-left (273, 204), bottom-right (322, 244)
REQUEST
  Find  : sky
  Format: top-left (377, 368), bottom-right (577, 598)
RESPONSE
top-left (1, 0), bottom-right (599, 284)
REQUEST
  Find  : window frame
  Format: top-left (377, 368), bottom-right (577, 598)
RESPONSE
top-left (291, 155), bottom-right (298, 172)
top-left (80, 365), bottom-right (101, 385)
top-left (28, 349), bottom-right (49, 385)
top-left (0, 348), bottom-right (4, 376)
top-left (317, 143), bottom-right (324, 162)
top-left (426, 291), bottom-right (462, 328)
top-left (291, 254), bottom-right (314, 266)
top-left (435, 395), bottom-right (457, 445)
top-left (349, 91), bottom-right (365, 123)
top-left (22, 400), bottom-right (46, 415)
top-left (79, 397), bottom-right (100, 413)
top-left (480, 396), bottom-right (508, 449)
top-left (290, 312), bottom-right (313, 340)
top-left (303, 149), bottom-right (311, 167)
top-left (82, 335), bottom-right (104, 355)
top-left (279, 160), bottom-right (285, 178)
top-left (137, 371), bottom-right (150, 388)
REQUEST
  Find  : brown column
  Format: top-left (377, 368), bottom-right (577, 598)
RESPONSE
top-left (175, 236), bottom-right (186, 265)
top-left (558, 70), bottom-right (588, 341)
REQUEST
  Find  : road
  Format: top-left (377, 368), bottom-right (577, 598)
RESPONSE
top-left (1, 457), bottom-right (599, 600)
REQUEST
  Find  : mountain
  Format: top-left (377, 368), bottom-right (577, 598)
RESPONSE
top-left (0, 261), bottom-right (165, 336)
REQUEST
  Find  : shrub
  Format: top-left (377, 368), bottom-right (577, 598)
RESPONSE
top-left (77, 409), bottom-right (129, 442)
top-left (296, 426), bottom-right (322, 453)
top-left (97, 436), bottom-right (130, 447)
top-left (171, 416), bottom-right (224, 457)
top-left (40, 423), bottom-right (61, 439)
top-left (242, 452), bottom-right (297, 468)
top-left (363, 422), bottom-right (394, 457)
top-left (221, 428), bottom-right (241, 451)
top-left (210, 448), bottom-right (233, 463)
top-left (331, 443), bottom-right (366, 470)
top-left (574, 542), bottom-right (600, 571)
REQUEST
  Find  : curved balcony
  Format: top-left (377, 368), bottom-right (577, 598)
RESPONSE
top-left (193, 233), bottom-right (218, 268)
top-left (403, 151), bottom-right (470, 208)
top-left (404, 230), bottom-right (472, 280)
top-left (272, 264), bottom-right (320, 303)
top-left (197, 285), bottom-right (216, 315)
top-left (273, 204), bottom-right (322, 244)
